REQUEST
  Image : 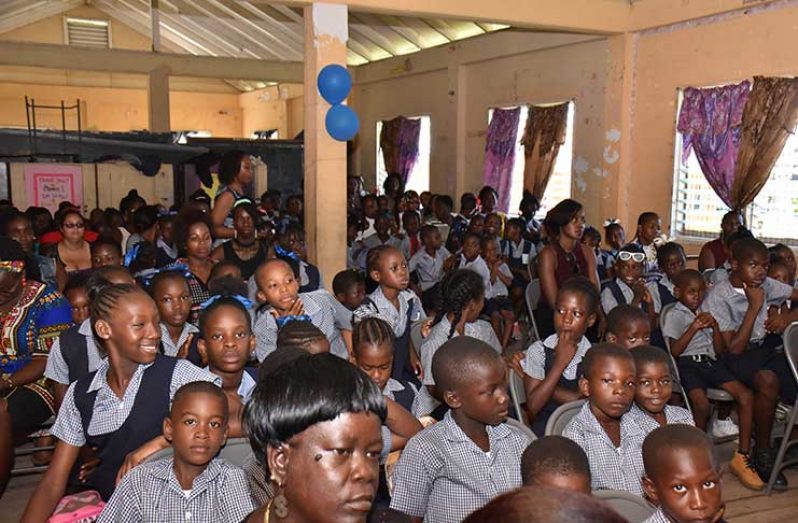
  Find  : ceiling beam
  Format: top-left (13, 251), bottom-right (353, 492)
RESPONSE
top-left (260, 0), bottom-right (784, 34)
top-left (0, 40), bottom-right (304, 83)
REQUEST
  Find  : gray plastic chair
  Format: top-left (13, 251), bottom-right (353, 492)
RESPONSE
top-left (508, 369), bottom-right (527, 423)
top-left (544, 399), bottom-right (585, 436)
top-left (143, 437), bottom-right (252, 466)
top-left (410, 320), bottom-right (425, 357)
top-left (594, 489), bottom-right (656, 523)
top-left (525, 279), bottom-right (542, 343)
top-left (659, 303), bottom-right (735, 440)
top-left (767, 322), bottom-right (798, 495)
top-left (506, 417), bottom-right (537, 442)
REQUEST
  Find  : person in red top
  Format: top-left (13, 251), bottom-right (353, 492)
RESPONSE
top-left (698, 210), bottom-right (742, 272)
top-left (535, 199), bottom-right (600, 338)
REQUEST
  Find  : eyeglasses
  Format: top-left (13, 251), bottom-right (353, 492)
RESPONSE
top-left (618, 251), bottom-right (646, 263)
top-left (63, 222), bottom-right (85, 229)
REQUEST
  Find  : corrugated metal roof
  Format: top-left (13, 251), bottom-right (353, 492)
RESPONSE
top-left (0, 0), bottom-right (509, 91)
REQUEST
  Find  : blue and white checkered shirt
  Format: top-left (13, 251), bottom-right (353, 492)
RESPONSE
top-left (390, 411), bottom-right (532, 523)
top-left (353, 287), bottom-right (426, 338)
top-left (253, 290), bottom-right (352, 361)
top-left (643, 507), bottom-right (671, 523)
top-left (563, 401), bottom-right (647, 495)
top-left (627, 403), bottom-right (695, 435)
top-left (44, 318), bottom-right (104, 385)
top-left (52, 359), bottom-right (220, 447)
top-left (98, 457), bottom-right (254, 523)
top-left (160, 322), bottom-right (199, 358)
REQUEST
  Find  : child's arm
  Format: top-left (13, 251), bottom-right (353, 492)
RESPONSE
top-left (721, 285), bottom-right (765, 354)
top-left (116, 435), bottom-right (170, 484)
top-left (21, 440), bottom-right (82, 522)
top-left (523, 334), bottom-right (580, 419)
top-left (384, 398), bottom-right (423, 451)
top-left (668, 313), bottom-right (712, 357)
top-left (709, 315), bottom-right (727, 355)
top-left (389, 438), bottom-right (434, 521)
top-left (496, 264), bottom-right (513, 286)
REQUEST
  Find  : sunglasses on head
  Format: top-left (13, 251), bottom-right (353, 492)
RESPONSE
top-left (617, 251), bottom-right (646, 262)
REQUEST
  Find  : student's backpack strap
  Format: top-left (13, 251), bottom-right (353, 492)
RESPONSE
top-left (60, 325), bottom-right (91, 383)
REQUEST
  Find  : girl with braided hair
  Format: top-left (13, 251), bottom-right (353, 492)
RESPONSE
top-left (413, 269), bottom-right (501, 418)
top-left (23, 284), bottom-right (219, 518)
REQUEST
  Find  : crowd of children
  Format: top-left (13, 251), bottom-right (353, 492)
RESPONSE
top-left (0, 167), bottom-right (797, 523)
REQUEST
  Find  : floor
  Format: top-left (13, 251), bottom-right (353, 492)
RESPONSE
top-left (1, 444), bottom-right (796, 522)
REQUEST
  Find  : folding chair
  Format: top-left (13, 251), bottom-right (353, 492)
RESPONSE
top-left (659, 304), bottom-right (735, 441)
top-left (766, 322), bottom-right (798, 495)
top-left (11, 415), bottom-right (56, 477)
top-left (593, 490), bottom-right (656, 523)
top-left (544, 399), bottom-right (585, 436)
top-left (508, 369), bottom-right (527, 423)
top-left (525, 279), bottom-right (542, 343)
top-left (506, 417), bottom-right (537, 442)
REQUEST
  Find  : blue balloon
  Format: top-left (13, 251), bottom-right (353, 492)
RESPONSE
top-left (317, 64), bottom-right (352, 105)
top-left (325, 105), bottom-right (359, 141)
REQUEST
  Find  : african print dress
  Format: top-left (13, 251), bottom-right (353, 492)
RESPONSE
top-left (1, 281), bottom-right (72, 411)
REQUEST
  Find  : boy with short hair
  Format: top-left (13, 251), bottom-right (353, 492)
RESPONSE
top-left (409, 224), bottom-right (450, 312)
top-left (457, 232), bottom-right (491, 291)
top-left (520, 436), bottom-right (591, 494)
top-left (709, 227), bottom-right (754, 285)
top-left (628, 345), bottom-right (694, 431)
top-left (563, 343), bottom-right (647, 495)
top-left (648, 242), bottom-right (686, 314)
top-left (701, 238), bottom-right (798, 488)
top-left (390, 336), bottom-right (532, 523)
top-left (332, 269), bottom-right (366, 311)
top-left (642, 424), bottom-right (725, 523)
top-left (664, 269), bottom-right (761, 489)
top-left (605, 304), bottom-right (652, 349)
top-left (99, 382), bottom-right (254, 523)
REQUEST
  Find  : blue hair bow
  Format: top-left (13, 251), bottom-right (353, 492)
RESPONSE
top-left (136, 263), bottom-right (192, 286)
top-left (274, 244), bottom-right (300, 262)
top-left (275, 314), bottom-right (312, 328)
top-left (123, 243), bottom-right (141, 268)
top-left (200, 294), bottom-right (254, 310)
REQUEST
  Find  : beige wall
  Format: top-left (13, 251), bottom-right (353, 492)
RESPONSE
top-left (351, 3), bottom-right (798, 242)
top-left (629, 3), bottom-right (798, 238)
top-left (9, 161), bottom-right (174, 212)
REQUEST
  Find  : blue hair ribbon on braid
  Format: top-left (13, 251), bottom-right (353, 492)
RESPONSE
top-left (123, 243), bottom-right (141, 268)
top-left (275, 314), bottom-right (312, 328)
top-left (274, 244), bottom-right (300, 261)
top-left (136, 263), bottom-right (193, 286)
top-left (200, 294), bottom-right (254, 310)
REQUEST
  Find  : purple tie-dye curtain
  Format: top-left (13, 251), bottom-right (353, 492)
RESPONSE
top-left (677, 80), bottom-right (750, 208)
top-left (379, 116), bottom-right (422, 186)
top-left (483, 107), bottom-right (521, 212)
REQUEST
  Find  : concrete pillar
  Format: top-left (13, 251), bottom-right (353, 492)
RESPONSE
top-left (597, 32), bottom-right (637, 228)
top-left (303, 3), bottom-right (348, 289)
top-left (447, 64), bottom-right (468, 198)
top-left (148, 65), bottom-right (171, 133)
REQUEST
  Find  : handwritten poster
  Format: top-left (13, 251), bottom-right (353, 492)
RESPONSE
top-left (24, 164), bottom-right (83, 215)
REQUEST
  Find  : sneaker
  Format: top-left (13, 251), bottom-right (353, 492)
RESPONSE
top-left (711, 417), bottom-right (739, 438)
top-left (729, 451), bottom-right (765, 490)
top-left (755, 447), bottom-right (789, 491)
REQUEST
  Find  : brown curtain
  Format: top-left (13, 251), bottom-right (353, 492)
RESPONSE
top-left (379, 116), bottom-right (403, 174)
top-left (731, 76), bottom-right (798, 210)
top-left (521, 102), bottom-right (570, 201)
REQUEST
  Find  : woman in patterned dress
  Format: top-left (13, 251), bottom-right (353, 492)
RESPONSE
top-left (0, 237), bottom-right (72, 496)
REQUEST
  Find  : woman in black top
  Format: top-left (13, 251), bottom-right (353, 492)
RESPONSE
top-left (212, 200), bottom-right (267, 280)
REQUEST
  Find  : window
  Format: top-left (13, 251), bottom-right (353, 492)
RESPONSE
top-left (487, 102), bottom-right (574, 218)
top-left (175, 130), bottom-right (212, 144)
top-left (671, 96), bottom-right (798, 244)
top-left (376, 115), bottom-right (431, 195)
